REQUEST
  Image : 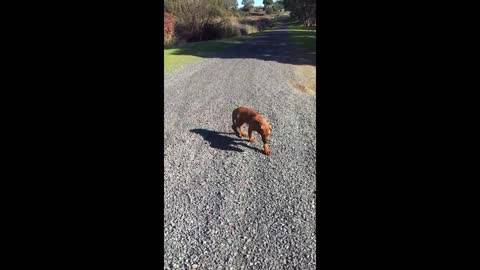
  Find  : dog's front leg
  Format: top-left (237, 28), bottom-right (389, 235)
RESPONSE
top-left (263, 144), bottom-right (271, 156)
top-left (232, 124), bottom-right (241, 138)
top-left (239, 125), bottom-right (248, 137)
top-left (261, 135), bottom-right (271, 155)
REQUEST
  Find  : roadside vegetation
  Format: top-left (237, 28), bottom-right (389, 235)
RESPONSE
top-left (164, 0), bottom-right (285, 48)
top-left (163, 1), bottom-right (317, 75)
top-left (164, 0), bottom-right (286, 74)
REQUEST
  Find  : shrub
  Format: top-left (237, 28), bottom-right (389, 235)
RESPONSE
top-left (164, 12), bottom-right (175, 45)
top-left (256, 7), bottom-right (264, 12)
top-left (238, 24), bottom-right (258, 35)
top-left (222, 17), bottom-right (242, 37)
top-left (200, 17), bottom-right (247, 41)
top-left (201, 22), bottom-right (224, 41)
top-left (238, 10), bottom-right (248, 17)
top-left (265, 6), bottom-right (274, 14)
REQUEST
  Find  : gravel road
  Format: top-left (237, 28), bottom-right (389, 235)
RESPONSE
top-left (164, 16), bottom-right (316, 270)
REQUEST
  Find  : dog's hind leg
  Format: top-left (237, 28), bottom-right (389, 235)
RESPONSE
top-left (247, 126), bottom-right (255, 142)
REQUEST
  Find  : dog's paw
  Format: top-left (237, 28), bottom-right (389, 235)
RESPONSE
top-left (264, 144), bottom-right (271, 155)
top-left (241, 133), bottom-right (248, 138)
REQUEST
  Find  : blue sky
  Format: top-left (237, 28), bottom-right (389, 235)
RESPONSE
top-left (237, 0), bottom-right (267, 7)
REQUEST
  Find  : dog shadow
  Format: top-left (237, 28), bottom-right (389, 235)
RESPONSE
top-left (190, 128), bottom-right (263, 153)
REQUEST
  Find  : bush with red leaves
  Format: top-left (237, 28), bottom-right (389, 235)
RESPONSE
top-left (164, 12), bottom-right (175, 45)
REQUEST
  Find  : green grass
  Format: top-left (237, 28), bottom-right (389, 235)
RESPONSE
top-left (164, 34), bottom-right (259, 74)
top-left (287, 21), bottom-right (316, 52)
top-left (164, 50), bottom-right (202, 74)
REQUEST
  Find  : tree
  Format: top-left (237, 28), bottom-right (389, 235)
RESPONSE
top-left (263, 0), bottom-right (274, 9)
top-left (283, 0), bottom-right (316, 27)
top-left (271, 1), bottom-right (284, 12)
top-left (265, 6), bottom-right (274, 14)
top-left (242, 0), bottom-right (254, 11)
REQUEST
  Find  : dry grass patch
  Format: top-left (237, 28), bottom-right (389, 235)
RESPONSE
top-left (288, 65), bottom-right (316, 96)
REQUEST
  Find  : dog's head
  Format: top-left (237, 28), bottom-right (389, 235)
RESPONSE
top-left (261, 123), bottom-right (272, 142)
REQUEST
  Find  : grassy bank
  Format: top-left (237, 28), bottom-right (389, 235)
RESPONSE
top-left (286, 20), bottom-right (316, 96)
top-left (287, 21), bottom-right (316, 52)
top-left (164, 32), bottom-right (260, 74)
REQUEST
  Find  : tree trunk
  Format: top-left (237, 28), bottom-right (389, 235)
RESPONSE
top-left (191, 15), bottom-right (196, 33)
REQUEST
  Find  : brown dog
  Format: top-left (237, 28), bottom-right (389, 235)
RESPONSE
top-left (232, 107), bottom-right (272, 155)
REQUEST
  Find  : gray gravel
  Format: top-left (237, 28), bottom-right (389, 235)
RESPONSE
top-left (164, 17), bottom-right (316, 270)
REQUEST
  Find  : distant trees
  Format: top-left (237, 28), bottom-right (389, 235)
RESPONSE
top-left (284, 0), bottom-right (316, 27)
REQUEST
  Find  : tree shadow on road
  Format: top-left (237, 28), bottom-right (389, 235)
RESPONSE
top-left (190, 128), bottom-right (263, 154)
top-left (169, 29), bottom-right (316, 67)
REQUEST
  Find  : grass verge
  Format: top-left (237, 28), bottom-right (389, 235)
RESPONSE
top-left (286, 20), bottom-right (316, 96)
top-left (164, 33), bottom-right (260, 74)
top-left (287, 21), bottom-right (316, 52)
